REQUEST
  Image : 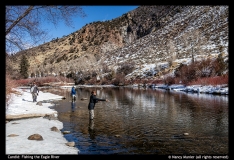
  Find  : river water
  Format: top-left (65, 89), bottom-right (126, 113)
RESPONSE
top-left (40, 87), bottom-right (228, 155)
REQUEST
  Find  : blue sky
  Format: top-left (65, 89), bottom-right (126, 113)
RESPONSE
top-left (44, 6), bottom-right (139, 41)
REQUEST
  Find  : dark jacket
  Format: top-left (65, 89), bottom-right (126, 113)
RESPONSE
top-left (88, 94), bottom-right (106, 110)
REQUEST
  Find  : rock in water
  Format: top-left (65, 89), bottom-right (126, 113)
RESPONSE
top-left (28, 134), bottom-right (43, 141)
top-left (63, 131), bottom-right (71, 134)
top-left (65, 142), bottom-right (75, 147)
top-left (115, 135), bottom-right (121, 138)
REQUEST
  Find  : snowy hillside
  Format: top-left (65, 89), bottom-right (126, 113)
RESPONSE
top-left (97, 6), bottom-right (228, 80)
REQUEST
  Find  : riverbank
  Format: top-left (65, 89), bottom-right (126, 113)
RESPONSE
top-left (18, 82), bottom-right (229, 95)
top-left (148, 83), bottom-right (228, 95)
top-left (5, 88), bottom-right (79, 155)
top-left (76, 83), bottom-right (228, 95)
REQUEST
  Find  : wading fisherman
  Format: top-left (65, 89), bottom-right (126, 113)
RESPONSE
top-left (71, 86), bottom-right (76, 101)
top-left (88, 90), bottom-right (108, 120)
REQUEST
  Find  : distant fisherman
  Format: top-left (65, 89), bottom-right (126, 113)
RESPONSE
top-left (71, 86), bottom-right (76, 101)
top-left (30, 82), bottom-right (39, 102)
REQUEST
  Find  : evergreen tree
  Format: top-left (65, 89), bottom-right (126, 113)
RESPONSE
top-left (19, 54), bottom-right (30, 79)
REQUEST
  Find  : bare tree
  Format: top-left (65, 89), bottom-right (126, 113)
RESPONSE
top-left (53, 65), bottom-right (59, 76)
top-left (59, 60), bottom-right (67, 76)
top-left (181, 29), bottom-right (207, 63)
top-left (6, 6), bottom-right (86, 54)
top-left (166, 39), bottom-right (177, 67)
top-left (43, 64), bottom-right (50, 76)
top-left (38, 65), bottom-right (45, 77)
top-left (31, 66), bottom-right (37, 77)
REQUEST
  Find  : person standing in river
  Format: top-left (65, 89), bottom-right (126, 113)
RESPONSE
top-left (71, 86), bottom-right (76, 101)
top-left (88, 90), bottom-right (108, 120)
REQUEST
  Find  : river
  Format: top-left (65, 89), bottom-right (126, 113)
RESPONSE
top-left (40, 86), bottom-right (228, 155)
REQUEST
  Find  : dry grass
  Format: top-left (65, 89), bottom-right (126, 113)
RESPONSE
top-left (6, 73), bottom-right (20, 108)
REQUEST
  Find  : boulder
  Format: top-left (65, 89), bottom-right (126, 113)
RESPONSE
top-left (28, 134), bottom-right (43, 141)
top-left (36, 101), bottom-right (43, 106)
top-left (65, 142), bottom-right (75, 147)
top-left (7, 134), bottom-right (19, 137)
top-left (43, 114), bottom-right (57, 120)
top-left (51, 126), bottom-right (59, 132)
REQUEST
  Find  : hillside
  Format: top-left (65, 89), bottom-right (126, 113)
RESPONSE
top-left (6, 5), bottom-right (228, 84)
top-left (99, 6), bottom-right (228, 80)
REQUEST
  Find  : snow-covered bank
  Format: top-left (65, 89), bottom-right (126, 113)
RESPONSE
top-left (143, 84), bottom-right (228, 95)
top-left (6, 88), bottom-right (79, 155)
top-left (76, 84), bottom-right (116, 88)
top-left (6, 88), bottom-right (64, 119)
top-left (65, 83), bottom-right (228, 95)
top-left (132, 84), bottom-right (228, 95)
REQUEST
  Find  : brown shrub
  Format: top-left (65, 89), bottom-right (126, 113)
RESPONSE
top-left (151, 79), bottom-right (164, 84)
top-left (101, 78), bottom-right (111, 85)
top-left (175, 57), bottom-right (228, 85)
top-left (112, 73), bottom-right (125, 86)
top-left (14, 76), bottom-right (74, 87)
top-left (15, 78), bottom-right (33, 86)
top-left (164, 76), bottom-right (175, 85)
top-left (188, 74), bottom-right (228, 86)
top-left (6, 73), bottom-right (20, 108)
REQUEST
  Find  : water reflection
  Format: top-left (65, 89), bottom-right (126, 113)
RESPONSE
top-left (71, 100), bottom-right (76, 112)
top-left (42, 87), bottom-right (228, 155)
top-left (88, 119), bottom-right (95, 139)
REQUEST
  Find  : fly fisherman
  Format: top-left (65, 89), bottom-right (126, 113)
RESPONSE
top-left (88, 90), bottom-right (109, 120)
top-left (30, 82), bottom-right (39, 102)
top-left (71, 86), bottom-right (76, 101)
